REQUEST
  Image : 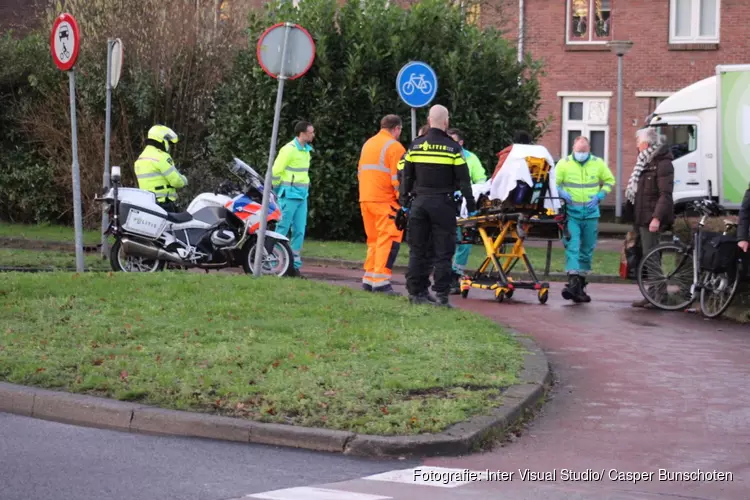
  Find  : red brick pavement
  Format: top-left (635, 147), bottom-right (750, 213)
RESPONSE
top-left (303, 266), bottom-right (750, 500)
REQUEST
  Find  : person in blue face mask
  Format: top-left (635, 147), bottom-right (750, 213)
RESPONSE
top-left (555, 136), bottom-right (616, 303)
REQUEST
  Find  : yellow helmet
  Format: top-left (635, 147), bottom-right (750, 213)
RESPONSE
top-left (147, 125), bottom-right (179, 152)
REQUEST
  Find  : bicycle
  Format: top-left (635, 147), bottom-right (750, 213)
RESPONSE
top-left (636, 198), bottom-right (745, 319)
top-left (401, 74), bottom-right (433, 96)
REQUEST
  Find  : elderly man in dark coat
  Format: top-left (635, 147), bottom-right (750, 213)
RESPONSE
top-left (627, 127), bottom-right (675, 308)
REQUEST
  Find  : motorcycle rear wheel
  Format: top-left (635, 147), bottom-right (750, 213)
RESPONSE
top-left (241, 237), bottom-right (294, 277)
top-left (110, 238), bottom-right (166, 273)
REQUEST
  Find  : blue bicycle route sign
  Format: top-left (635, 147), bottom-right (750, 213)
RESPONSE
top-left (396, 61), bottom-right (438, 108)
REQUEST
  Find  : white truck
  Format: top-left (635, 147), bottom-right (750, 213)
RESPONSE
top-left (647, 64), bottom-right (750, 212)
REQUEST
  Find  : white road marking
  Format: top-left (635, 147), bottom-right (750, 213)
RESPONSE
top-left (248, 486), bottom-right (392, 500)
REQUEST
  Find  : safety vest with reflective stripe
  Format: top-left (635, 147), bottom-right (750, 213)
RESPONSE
top-left (358, 129), bottom-right (406, 203)
top-left (554, 154), bottom-right (616, 219)
top-left (463, 149), bottom-right (487, 183)
top-left (134, 145), bottom-right (187, 201)
top-left (272, 138), bottom-right (313, 200)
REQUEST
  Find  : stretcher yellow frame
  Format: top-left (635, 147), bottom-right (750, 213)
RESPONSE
top-left (455, 156), bottom-right (566, 305)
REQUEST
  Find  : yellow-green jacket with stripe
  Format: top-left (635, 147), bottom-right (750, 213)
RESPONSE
top-left (134, 145), bottom-right (187, 202)
top-left (555, 154), bottom-right (616, 219)
top-left (271, 138), bottom-right (313, 200)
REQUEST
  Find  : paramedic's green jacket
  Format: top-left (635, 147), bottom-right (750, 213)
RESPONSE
top-left (463, 149), bottom-right (487, 183)
top-left (555, 154), bottom-right (615, 219)
top-left (272, 138), bottom-right (312, 199)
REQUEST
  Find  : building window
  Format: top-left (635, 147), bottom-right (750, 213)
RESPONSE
top-left (561, 97), bottom-right (610, 163)
top-left (636, 92), bottom-right (674, 116)
top-left (567, 0), bottom-right (612, 44)
top-left (466, 3), bottom-right (480, 25)
top-left (669, 0), bottom-right (720, 44)
top-left (453, 1), bottom-right (480, 25)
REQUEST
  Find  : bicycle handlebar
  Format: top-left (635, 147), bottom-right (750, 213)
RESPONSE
top-left (688, 199), bottom-right (724, 216)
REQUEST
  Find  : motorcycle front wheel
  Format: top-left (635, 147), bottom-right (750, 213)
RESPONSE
top-left (110, 238), bottom-right (166, 273)
top-left (241, 237), bottom-right (294, 277)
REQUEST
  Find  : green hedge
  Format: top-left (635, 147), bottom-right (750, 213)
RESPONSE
top-left (209, 0), bottom-right (545, 240)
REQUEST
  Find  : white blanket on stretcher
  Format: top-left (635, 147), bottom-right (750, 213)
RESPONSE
top-left (459, 144), bottom-right (561, 218)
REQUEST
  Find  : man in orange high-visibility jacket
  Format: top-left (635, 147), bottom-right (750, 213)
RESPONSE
top-left (358, 114), bottom-right (406, 295)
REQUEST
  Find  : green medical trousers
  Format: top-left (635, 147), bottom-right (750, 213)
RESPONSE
top-left (276, 196), bottom-right (307, 270)
top-left (452, 226), bottom-right (471, 274)
top-left (563, 216), bottom-right (598, 274)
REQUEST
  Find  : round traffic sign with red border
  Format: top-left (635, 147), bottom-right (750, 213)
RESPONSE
top-left (256, 23), bottom-right (315, 80)
top-left (50, 13), bottom-right (80, 71)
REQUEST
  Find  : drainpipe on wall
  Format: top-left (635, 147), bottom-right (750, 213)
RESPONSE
top-left (517, 0), bottom-right (524, 63)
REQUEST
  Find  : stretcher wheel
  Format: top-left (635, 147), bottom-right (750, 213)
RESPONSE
top-left (461, 289), bottom-right (469, 299)
top-left (495, 289), bottom-right (505, 303)
top-left (537, 289), bottom-right (549, 304)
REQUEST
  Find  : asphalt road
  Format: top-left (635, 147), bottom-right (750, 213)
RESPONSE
top-left (0, 412), bottom-right (416, 500)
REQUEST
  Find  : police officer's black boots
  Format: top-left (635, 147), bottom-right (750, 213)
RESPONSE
top-left (436, 292), bottom-right (454, 308)
top-left (449, 272), bottom-right (462, 295)
top-left (409, 293), bottom-right (437, 305)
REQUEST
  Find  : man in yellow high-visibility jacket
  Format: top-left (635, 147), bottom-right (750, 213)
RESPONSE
top-left (134, 125), bottom-right (188, 212)
top-left (555, 135), bottom-right (616, 303)
top-left (271, 121), bottom-right (315, 276)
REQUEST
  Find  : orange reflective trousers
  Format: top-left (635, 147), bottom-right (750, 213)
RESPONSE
top-left (360, 201), bottom-right (402, 290)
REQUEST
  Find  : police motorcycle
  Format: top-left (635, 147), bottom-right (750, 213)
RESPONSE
top-left (96, 158), bottom-right (294, 276)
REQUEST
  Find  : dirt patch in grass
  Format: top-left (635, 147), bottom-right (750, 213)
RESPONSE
top-left (0, 272), bottom-right (525, 435)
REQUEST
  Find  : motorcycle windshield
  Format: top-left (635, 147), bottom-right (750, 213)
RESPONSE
top-left (230, 157), bottom-right (276, 204)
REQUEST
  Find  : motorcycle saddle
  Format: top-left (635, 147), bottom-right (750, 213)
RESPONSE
top-left (167, 211), bottom-right (193, 223)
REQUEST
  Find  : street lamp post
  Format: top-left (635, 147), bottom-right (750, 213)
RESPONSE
top-left (608, 40), bottom-right (633, 222)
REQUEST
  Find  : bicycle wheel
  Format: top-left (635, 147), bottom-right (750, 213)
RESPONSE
top-left (636, 242), bottom-right (694, 311)
top-left (699, 265), bottom-right (741, 318)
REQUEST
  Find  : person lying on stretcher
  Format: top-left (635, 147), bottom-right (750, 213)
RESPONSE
top-left (456, 143), bottom-right (562, 217)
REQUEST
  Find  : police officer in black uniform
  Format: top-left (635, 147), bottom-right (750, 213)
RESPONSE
top-left (399, 105), bottom-right (477, 307)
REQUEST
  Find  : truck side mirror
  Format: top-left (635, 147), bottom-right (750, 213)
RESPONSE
top-left (111, 166), bottom-right (121, 184)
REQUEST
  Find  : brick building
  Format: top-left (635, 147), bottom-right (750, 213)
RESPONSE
top-left (0, 0), bottom-right (42, 34)
top-left (491, 0), bottom-right (750, 208)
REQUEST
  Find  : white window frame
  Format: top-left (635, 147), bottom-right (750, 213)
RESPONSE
top-left (565, 0), bottom-right (613, 45)
top-left (669, 0), bottom-right (721, 44)
top-left (560, 96), bottom-right (611, 164)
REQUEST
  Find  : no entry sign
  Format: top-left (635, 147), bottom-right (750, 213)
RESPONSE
top-left (50, 13), bottom-right (80, 71)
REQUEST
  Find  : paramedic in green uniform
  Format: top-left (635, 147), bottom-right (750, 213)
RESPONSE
top-left (272, 121), bottom-right (315, 277)
top-left (555, 135), bottom-right (616, 303)
top-left (447, 128), bottom-right (487, 294)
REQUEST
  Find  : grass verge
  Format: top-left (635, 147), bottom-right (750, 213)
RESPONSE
top-left (0, 222), bottom-right (102, 245)
top-left (0, 272), bottom-right (525, 435)
top-left (0, 249), bottom-right (110, 270)
top-left (0, 222), bottom-right (622, 275)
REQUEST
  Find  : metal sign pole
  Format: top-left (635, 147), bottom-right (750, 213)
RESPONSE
top-left (253, 22), bottom-right (292, 277)
top-left (411, 108), bottom-right (416, 142)
top-left (69, 70), bottom-right (85, 272)
top-left (101, 39), bottom-right (114, 258)
top-left (615, 53), bottom-right (624, 221)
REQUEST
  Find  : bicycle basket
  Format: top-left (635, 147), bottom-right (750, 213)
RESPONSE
top-left (699, 232), bottom-right (739, 273)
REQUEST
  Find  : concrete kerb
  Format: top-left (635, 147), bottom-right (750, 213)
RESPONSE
top-left (0, 334), bottom-right (551, 458)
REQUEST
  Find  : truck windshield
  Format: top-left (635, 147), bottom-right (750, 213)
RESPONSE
top-left (653, 124), bottom-right (697, 160)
